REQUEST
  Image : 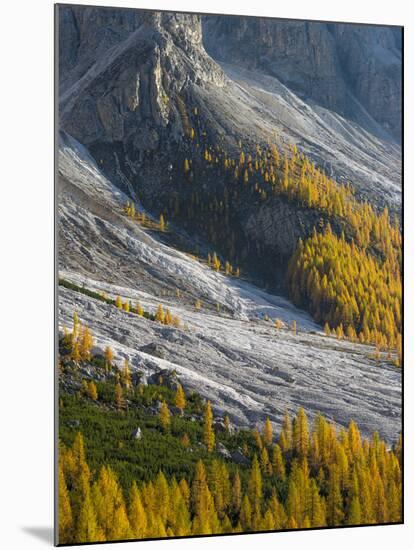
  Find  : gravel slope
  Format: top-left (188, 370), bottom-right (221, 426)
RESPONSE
top-left (57, 133), bottom-right (401, 443)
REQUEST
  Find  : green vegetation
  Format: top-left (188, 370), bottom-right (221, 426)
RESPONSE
top-left (59, 343), bottom-right (402, 543)
top-left (59, 280), bottom-right (184, 328)
top-left (59, 278), bottom-right (116, 306)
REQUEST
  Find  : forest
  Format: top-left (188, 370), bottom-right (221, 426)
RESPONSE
top-left (58, 332), bottom-right (402, 544)
top-left (133, 103), bottom-right (402, 355)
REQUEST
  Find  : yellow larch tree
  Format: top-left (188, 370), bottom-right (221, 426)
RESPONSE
top-left (135, 302), bottom-right (144, 316)
top-left (272, 444), bottom-right (286, 480)
top-left (159, 401), bottom-right (171, 431)
top-left (279, 409), bottom-right (292, 452)
top-left (114, 383), bottom-right (124, 411)
top-left (87, 381), bottom-right (98, 401)
top-left (175, 384), bottom-right (186, 414)
top-left (263, 417), bottom-right (273, 446)
top-left (79, 326), bottom-right (93, 360)
top-left (104, 346), bottom-right (114, 373)
top-left (203, 401), bottom-right (215, 452)
top-left (58, 464), bottom-right (73, 544)
top-left (293, 407), bottom-right (310, 458)
top-left (155, 304), bottom-right (165, 323)
top-left (159, 214), bottom-right (166, 232)
top-left (121, 359), bottom-right (132, 390)
top-left (128, 482), bottom-right (147, 539)
top-left (76, 490), bottom-right (104, 543)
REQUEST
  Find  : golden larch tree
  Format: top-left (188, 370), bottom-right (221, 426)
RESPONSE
top-left (175, 384), bottom-right (186, 414)
top-left (104, 346), bottom-right (114, 373)
top-left (58, 464), bottom-right (73, 543)
top-left (263, 417), bottom-right (273, 446)
top-left (159, 401), bottom-right (171, 430)
top-left (203, 401), bottom-right (215, 452)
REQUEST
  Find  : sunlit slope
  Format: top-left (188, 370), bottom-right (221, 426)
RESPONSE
top-left (57, 133), bottom-right (401, 442)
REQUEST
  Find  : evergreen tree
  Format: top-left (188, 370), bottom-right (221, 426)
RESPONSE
top-left (129, 482), bottom-right (147, 539)
top-left (104, 346), bottom-right (114, 373)
top-left (175, 384), bottom-right (186, 414)
top-left (159, 401), bottom-right (171, 431)
top-left (263, 417), bottom-right (273, 446)
top-left (203, 401), bottom-right (215, 452)
top-left (58, 464), bottom-right (73, 543)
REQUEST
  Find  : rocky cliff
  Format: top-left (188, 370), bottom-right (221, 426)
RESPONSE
top-left (202, 17), bottom-right (402, 142)
top-left (58, 6), bottom-right (402, 289)
top-left (60, 9), bottom-right (225, 146)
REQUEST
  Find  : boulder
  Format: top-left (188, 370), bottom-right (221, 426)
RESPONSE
top-left (147, 368), bottom-right (181, 390)
top-left (131, 371), bottom-right (144, 386)
top-left (216, 442), bottom-right (231, 459)
top-left (214, 418), bottom-right (236, 435)
top-left (139, 343), bottom-right (167, 359)
top-left (67, 419), bottom-right (80, 428)
top-left (230, 449), bottom-right (250, 465)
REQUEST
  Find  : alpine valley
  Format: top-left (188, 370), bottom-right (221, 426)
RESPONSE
top-left (56, 6), bottom-right (402, 544)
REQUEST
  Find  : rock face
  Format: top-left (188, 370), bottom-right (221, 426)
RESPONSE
top-left (140, 343), bottom-right (167, 360)
top-left (245, 199), bottom-right (321, 259)
top-left (202, 17), bottom-right (402, 142)
top-left (58, 6), bottom-right (143, 93)
top-left (57, 6), bottom-right (401, 288)
top-left (56, 133), bottom-right (402, 442)
top-left (59, 8), bottom-right (225, 148)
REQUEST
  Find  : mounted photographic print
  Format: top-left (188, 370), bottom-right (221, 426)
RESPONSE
top-left (55, 3), bottom-right (403, 545)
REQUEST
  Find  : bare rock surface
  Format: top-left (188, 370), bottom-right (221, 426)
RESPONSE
top-left (202, 16), bottom-right (402, 142)
top-left (57, 132), bottom-right (401, 444)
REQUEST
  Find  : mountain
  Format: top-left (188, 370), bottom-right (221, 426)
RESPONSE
top-left (57, 131), bottom-right (401, 440)
top-left (58, 6), bottom-right (401, 284)
top-left (202, 16), bottom-right (402, 142)
top-left (57, 6), bottom-right (402, 439)
top-left (58, 7), bottom-right (401, 204)
top-left (55, 10), bottom-right (403, 544)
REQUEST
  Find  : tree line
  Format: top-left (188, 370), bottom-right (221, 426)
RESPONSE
top-left (145, 103), bottom-right (402, 345)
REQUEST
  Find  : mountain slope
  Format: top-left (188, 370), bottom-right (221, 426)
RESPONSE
top-left (202, 16), bottom-right (402, 142)
top-left (57, 132), bottom-right (401, 442)
top-left (58, 7), bottom-right (401, 210)
top-left (57, 7), bottom-right (402, 305)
